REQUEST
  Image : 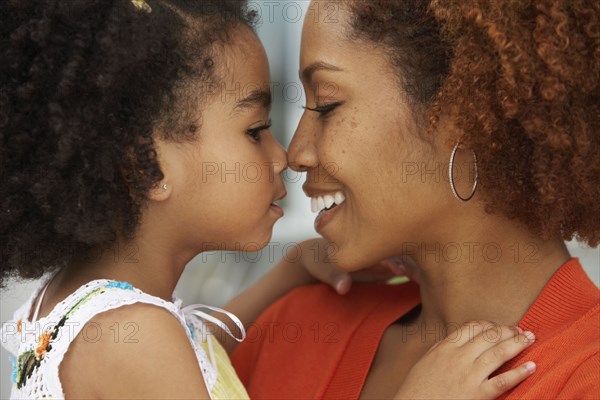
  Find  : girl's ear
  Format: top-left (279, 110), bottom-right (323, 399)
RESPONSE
top-left (148, 138), bottom-right (177, 202)
top-left (119, 134), bottom-right (188, 203)
top-left (149, 180), bottom-right (172, 201)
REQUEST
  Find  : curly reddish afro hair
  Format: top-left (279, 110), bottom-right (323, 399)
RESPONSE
top-left (0, 0), bottom-right (256, 287)
top-left (348, 0), bottom-right (600, 246)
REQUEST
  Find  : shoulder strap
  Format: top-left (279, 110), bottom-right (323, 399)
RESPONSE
top-left (0, 272), bottom-right (58, 357)
top-left (30, 271), bottom-right (57, 323)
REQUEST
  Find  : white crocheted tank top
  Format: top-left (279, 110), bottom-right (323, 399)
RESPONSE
top-left (0, 272), bottom-right (249, 399)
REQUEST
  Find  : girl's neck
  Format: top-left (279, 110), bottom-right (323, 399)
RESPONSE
top-left (56, 212), bottom-right (198, 302)
top-left (405, 211), bottom-right (572, 331)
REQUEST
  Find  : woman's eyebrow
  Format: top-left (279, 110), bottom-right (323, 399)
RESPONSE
top-left (300, 61), bottom-right (343, 84)
top-left (232, 89), bottom-right (272, 113)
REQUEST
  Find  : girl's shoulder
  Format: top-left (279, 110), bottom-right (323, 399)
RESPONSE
top-left (0, 274), bottom-right (220, 399)
top-left (59, 292), bottom-right (215, 399)
top-left (2, 273), bottom-right (186, 354)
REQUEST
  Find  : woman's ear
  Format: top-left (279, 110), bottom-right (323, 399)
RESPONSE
top-left (434, 112), bottom-right (463, 151)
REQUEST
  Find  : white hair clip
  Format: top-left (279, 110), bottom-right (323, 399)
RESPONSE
top-left (131, 0), bottom-right (152, 13)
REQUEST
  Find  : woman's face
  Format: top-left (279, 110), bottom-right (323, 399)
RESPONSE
top-left (155, 26), bottom-right (287, 253)
top-left (289, 2), bottom-right (457, 271)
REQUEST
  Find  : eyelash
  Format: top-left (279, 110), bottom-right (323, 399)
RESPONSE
top-left (302, 102), bottom-right (342, 118)
top-left (246, 119), bottom-right (272, 143)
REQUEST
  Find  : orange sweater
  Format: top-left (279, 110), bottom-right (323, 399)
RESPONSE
top-left (232, 258), bottom-right (599, 399)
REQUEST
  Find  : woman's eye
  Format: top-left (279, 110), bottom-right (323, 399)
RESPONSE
top-left (302, 102), bottom-right (342, 118)
top-left (246, 119), bottom-right (272, 143)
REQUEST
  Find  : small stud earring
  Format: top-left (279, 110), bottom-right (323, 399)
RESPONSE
top-left (131, 0), bottom-right (152, 13)
top-left (161, 184), bottom-right (168, 191)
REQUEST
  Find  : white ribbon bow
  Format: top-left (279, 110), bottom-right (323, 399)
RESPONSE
top-left (180, 303), bottom-right (246, 343)
top-left (178, 302), bottom-right (247, 372)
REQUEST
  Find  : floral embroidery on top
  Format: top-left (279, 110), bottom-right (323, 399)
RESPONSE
top-left (8, 354), bottom-right (17, 383)
top-left (35, 331), bottom-right (52, 360)
top-left (16, 329), bottom-right (58, 388)
top-left (106, 281), bottom-right (134, 291)
top-left (14, 280), bottom-right (136, 389)
top-left (187, 322), bottom-right (196, 339)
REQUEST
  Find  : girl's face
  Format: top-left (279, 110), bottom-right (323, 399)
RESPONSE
top-left (289, 3), bottom-right (457, 271)
top-left (155, 26), bottom-right (287, 253)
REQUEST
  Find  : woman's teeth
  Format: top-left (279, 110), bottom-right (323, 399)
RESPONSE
top-left (311, 191), bottom-right (346, 213)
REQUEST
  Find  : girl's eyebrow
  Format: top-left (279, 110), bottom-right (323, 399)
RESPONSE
top-left (232, 89), bottom-right (272, 114)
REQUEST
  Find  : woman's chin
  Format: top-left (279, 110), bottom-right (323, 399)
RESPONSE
top-left (324, 242), bottom-right (381, 272)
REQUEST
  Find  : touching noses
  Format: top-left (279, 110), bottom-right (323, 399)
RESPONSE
top-left (287, 113), bottom-right (318, 172)
top-left (271, 135), bottom-right (288, 175)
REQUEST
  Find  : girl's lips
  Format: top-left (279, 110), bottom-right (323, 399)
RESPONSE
top-left (270, 203), bottom-right (284, 217)
top-left (314, 201), bottom-right (343, 232)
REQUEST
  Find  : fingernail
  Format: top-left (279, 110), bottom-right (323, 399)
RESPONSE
top-left (524, 331), bottom-right (535, 342)
top-left (335, 279), bottom-right (346, 294)
top-left (390, 263), bottom-right (406, 275)
top-left (516, 326), bottom-right (524, 334)
top-left (524, 361), bottom-right (536, 373)
top-left (384, 258), bottom-right (406, 275)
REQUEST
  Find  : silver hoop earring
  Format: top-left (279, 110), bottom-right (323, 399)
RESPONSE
top-left (449, 141), bottom-right (478, 202)
top-left (161, 184), bottom-right (168, 191)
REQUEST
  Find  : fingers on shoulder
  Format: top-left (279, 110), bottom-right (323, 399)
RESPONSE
top-left (483, 361), bottom-right (536, 398)
top-left (65, 303), bottom-right (210, 399)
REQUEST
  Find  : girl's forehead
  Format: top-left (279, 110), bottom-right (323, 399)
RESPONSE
top-left (219, 31), bottom-right (271, 90)
top-left (199, 28), bottom-right (271, 111)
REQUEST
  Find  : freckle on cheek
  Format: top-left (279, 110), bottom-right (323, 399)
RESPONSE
top-left (350, 121), bottom-right (357, 129)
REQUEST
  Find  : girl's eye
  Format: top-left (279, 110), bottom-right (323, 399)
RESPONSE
top-left (302, 102), bottom-right (342, 118)
top-left (246, 119), bottom-right (272, 143)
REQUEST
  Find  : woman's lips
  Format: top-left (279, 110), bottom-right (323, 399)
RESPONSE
top-left (314, 201), bottom-right (343, 232)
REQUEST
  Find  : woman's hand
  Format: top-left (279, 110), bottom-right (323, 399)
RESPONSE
top-left (395, 321), bottom-right (537, 399)
top-left (296, 238), bottom-right (415, 295)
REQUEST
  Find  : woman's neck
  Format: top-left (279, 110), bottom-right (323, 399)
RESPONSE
top-left (404, 210), bottom-right (571, 331)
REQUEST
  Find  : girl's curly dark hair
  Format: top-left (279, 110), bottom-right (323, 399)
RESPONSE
top-left (347, 0), bottom-right (600, 246)
top-left (0, 0), bottom-right (256, 287)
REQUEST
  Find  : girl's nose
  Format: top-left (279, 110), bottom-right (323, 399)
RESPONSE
top-left (271, 137), bottom-right (288, 175)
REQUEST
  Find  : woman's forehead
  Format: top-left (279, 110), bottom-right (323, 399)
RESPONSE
top-left (301, 1), bottom-right (352, 46)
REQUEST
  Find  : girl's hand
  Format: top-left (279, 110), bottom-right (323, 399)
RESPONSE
top-left (395, 321), bottom-right (537, 399)
top-left (296, 238), bottom-right (417, 295)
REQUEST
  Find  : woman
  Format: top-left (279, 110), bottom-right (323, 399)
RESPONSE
top-left (232, 0), bottom-right (600, 398)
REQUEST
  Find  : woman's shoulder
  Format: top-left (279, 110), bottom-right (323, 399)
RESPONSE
top-left (505, 305), bottom-right (599, 399)
top-left (503, 263), bottom-right (599, 399)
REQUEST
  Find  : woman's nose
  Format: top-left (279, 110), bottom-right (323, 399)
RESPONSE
top-left (288, 115), bottom-right (318, 172)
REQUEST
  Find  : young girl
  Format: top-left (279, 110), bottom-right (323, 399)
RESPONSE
top-left (0, 0), bottom-right (536, 398)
